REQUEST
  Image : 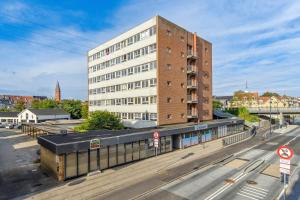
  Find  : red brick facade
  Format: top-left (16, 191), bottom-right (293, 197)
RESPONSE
top-left (156, 16), bottom-right (212, 126)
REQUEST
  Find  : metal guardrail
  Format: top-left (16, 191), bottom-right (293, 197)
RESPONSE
top-left (223, 130), bottom-right (251, 146)
top-left (248, 107), bottom-right (300, 114)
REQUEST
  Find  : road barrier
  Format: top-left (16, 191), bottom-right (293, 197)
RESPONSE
top-left (223, 130), bottom-right (252, 146)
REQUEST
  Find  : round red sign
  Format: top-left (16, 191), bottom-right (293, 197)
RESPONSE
top-left (153, 131), bottom-right (160, 139)
top-left (277, 146), bottom-right (294, 160)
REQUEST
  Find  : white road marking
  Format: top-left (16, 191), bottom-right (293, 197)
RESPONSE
top-left (237, 185), bottom-right (268, 200)
top-left (246, 185), bottom-right (268, 192)
top-left (239, 191), bottom-right (264, 199)
top-left (204, 172), bottom-right (246, 200)
top-left (241, 188), bottom-right (266, 197)
top-left (237, 192), bottom-right (259, 200)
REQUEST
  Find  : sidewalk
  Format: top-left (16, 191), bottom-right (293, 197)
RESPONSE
top-left (273, 125), bottom-right (298, 134)
top-left (25, 126), bottom-right (298, 200)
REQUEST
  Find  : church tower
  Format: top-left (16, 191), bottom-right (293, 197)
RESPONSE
top-left (54, 81), bottom-right (61, 102)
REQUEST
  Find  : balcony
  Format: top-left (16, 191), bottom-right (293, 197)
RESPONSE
top-left (187, 80), bottom-right (197, 89)
top-left (187, 95), bottom-right (198, 103)
top-left (187, 65), bottom-right (197, 74)
top-left (187, 50), bottom-right (198, 60)
top-left (187, 110), bottom-right (198, 118)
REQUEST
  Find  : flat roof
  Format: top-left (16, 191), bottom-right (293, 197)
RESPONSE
top-left (0, 112), bottom-right (19, 118)
top-left (37, 118), bottom-right (244, 154)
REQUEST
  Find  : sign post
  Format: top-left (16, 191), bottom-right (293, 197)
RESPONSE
top-left (277, 146), bottom-right (294, 200)
top-left (90, 138), bottom-right (101, 150)
top-left (153, 131), bottom-right (160, 157)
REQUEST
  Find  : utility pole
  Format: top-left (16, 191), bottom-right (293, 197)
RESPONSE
top-left (269, 96), bottom-right (272, 137)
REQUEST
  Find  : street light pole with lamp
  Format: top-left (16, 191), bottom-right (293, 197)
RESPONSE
top-left (269, 96), bottom-right (272, 137)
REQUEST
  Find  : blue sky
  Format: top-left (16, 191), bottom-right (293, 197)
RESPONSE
top-left (1, 0), bottom-right (300, 100)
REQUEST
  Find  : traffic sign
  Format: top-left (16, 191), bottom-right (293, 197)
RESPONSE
top-left (280, 168), bottom-right (290, 175)
top-left (280, 163), bottom-right (290, 170)
top-left (154, 139), bottom-right (159, 148)
top-left (153, 131), bottom-right (160, 139)
top-left (280, 159), bottom-right (290, 165)
top-left (277, 146), bottom-right (294, 160)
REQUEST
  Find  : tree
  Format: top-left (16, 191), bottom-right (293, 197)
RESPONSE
top-left (39, 99), bottom-right (59, 109)
top-left (61, 100), bottom-right (82, 119)
top-left (81, 103), bottom-right (89, 119)
top-left (225, 107), bottom-right (259, 122)
top-left (261, 92), bottom-right (280, 97)
top-left (74, 111), bottom-right (124, 132)
top-left (213, 100), bottom-right (223, 109)
top-left (0, 107), bottom-right (10, 112)
top-left (31, 99), bottom-right (41, 109)
top-left (15, 99), bottom-right (26, 111)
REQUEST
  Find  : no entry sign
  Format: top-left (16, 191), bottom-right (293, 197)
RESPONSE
top-left (153, 131), bottom-right (160, 139)
top-left (277, 146), bottom-right (294, 160)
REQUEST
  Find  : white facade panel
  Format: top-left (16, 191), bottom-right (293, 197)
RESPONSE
top-left (88, 17), bottom-right (156, 56)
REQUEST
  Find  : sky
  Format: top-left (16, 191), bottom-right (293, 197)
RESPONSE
top-left (0, 0), bottom-right (300, 100)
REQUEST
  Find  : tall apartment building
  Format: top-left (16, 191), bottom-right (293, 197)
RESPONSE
top-left (88, 16), bottom-right (212, 128)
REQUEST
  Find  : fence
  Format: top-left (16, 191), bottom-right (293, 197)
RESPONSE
top-left (223, 130), bottom-right (251, 146)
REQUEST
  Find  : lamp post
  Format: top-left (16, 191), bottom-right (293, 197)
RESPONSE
top-left (269, 97), bottom-right (272, 137)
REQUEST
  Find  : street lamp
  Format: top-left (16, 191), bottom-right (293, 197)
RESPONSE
top-left (269, 97), bottom-right (272, 137)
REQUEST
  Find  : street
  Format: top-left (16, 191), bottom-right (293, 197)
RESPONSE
top-left (138, 128), bottom-right (300, 200)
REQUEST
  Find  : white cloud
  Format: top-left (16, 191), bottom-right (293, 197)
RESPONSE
top-left (1, 0), bottom-right (300, 99)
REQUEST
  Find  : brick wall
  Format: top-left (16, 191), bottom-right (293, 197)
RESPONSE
top-left (156, 16), bottom-right (187, 125)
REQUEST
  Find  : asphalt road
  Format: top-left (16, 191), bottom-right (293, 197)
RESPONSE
top-left (0, 128), bottom-right (58, 200)
top-left (90, 127), bottom-right (296, 200)
top-left (137, 128), bottom-right (300, 200)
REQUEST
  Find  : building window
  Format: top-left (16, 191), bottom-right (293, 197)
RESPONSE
top-left (167, 97), bottom-right (171, 103)
top-left (134, 50), bottom-right (140, 58)
top-left (135, 97), bottom-right (141, 104)
top-left (134, 113), bottom-right (141, 120)
top-left (150, 113), bottom-right (157, 121)
top-left (122, 98), bottom-right (127, 105)
top-left (181, 52), bottom-right (185, 57)
top-left (166, 29), bottom-right (172, 36)
top-left (205, 61), bottom-right (208, 66)
top-left (122, 113), bottom-right (127, 119)
top-left (181, 113), bottom-right (185, 118)
top-left (166, 47), bottom-right (171, 54)
top-left (142, 80), bottom-right (149, 88)
top-left (127, 37), bottom-right (133, 45)
top-left (166, 64), bottom-right (172, 70)
top-left (128, 82), bottom-right (134, 90)
top-left (128, 113), bottom-right (134, 119)
top-left (167, 114), bottom-right (172, 119)
top-left (150, 78), bottom-right (157, 87)
top-left (167, 81), bottom-right (172, 86)
top-left (150, 96), bottom-right (157, 104)
top-left (142, 97), bottom-right (149, 104)
top-left (142, 113), bottom-right (149, 120)
top-left (128, 98), bottom-right (134, 105)
top-left (149, 44), bottom-right (156, 53)
top-left (181, 83), bottom-right (185, 88)
top-left (142, 63), bottom-right (149, 72)
top-left (135, 81), bottom-right (141, 89)
top-left (128, 67), bottom-right (134, 75)
top-left (181, 98), bottom-right (184, 103)
top-left (180, 36), bottom-right (184, 41)
top-left (116, 99), bottom-right (121, 105)
top-left (150, 62), bottom-right (157, 70)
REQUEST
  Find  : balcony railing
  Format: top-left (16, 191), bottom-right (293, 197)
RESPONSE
top-left (187, 65), bottom-right (197, 74)
top-left (187, 110), bottom-right (198, 118)
top-left (187, 50), bottom-right (198, 59)
top-left (187, 80), bottom-right (197, 89)
top-left (187, 95), bottom-right (197, 103)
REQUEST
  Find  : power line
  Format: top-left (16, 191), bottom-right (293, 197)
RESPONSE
top-left (0, 12), bottom-right (99, 45)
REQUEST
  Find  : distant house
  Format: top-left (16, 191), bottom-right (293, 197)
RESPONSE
top-left (0, 112), bottom-right (19, 124)
top-left (18, 109), bottom-right (70, 123)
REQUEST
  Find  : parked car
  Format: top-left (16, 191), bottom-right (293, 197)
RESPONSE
top-left (5, 124), bottom-right (14, 129)
top-left (14, 124), bottom-right (21, 129)
top-left (0, 123), bottom-right (5, 128)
